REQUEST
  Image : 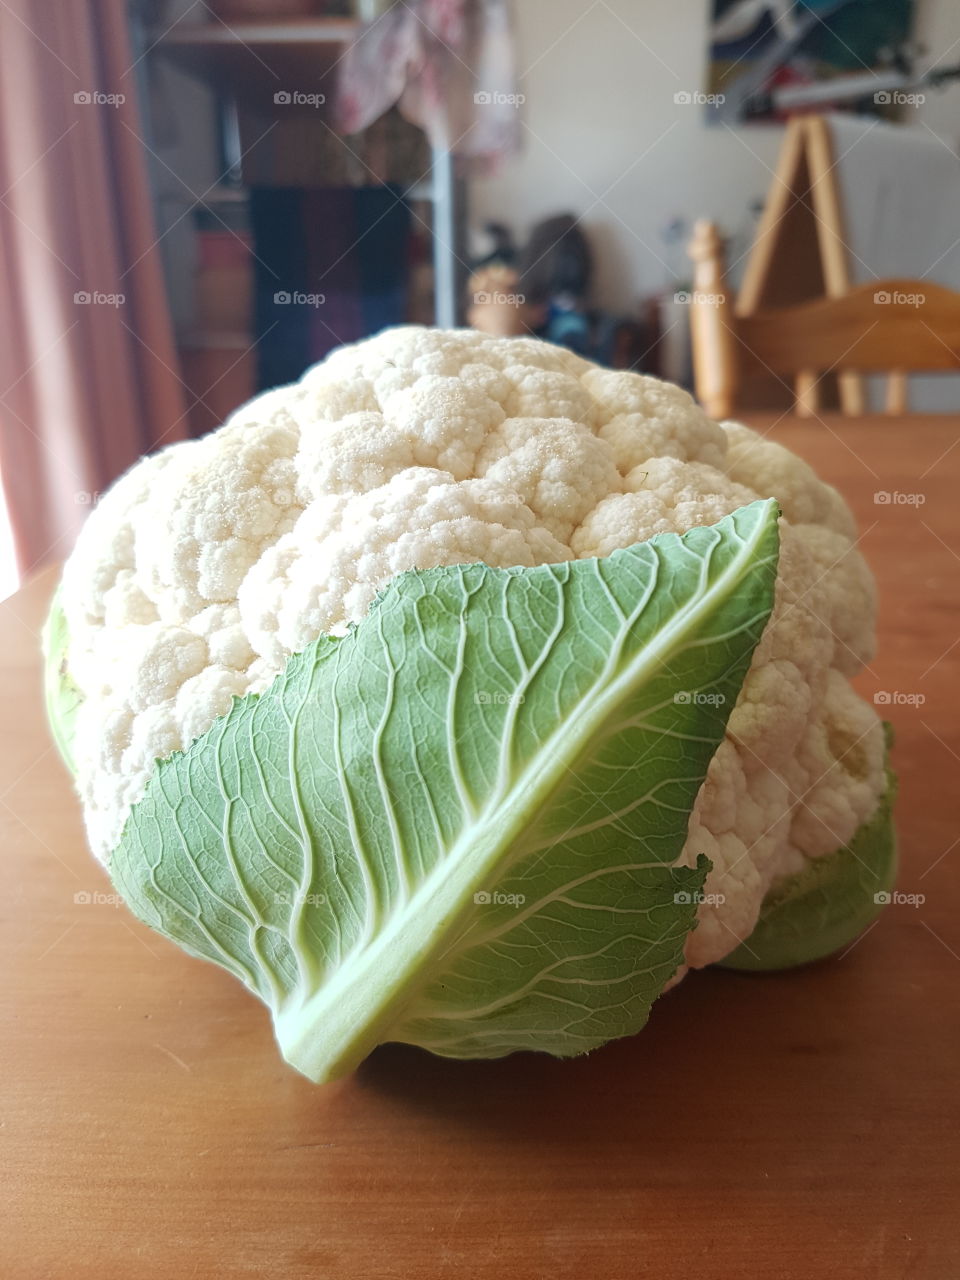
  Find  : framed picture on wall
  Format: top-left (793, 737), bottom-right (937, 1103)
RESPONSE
top-left (706, 0), bottom-right (917, 124)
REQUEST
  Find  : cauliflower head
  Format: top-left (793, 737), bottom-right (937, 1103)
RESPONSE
top-left (54, 326), bottom-right (889, 974)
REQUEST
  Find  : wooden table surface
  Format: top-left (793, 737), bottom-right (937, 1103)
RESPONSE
top-left (2, 416), bottom-right (958, 1280)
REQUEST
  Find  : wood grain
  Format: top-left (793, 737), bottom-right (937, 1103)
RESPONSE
top-left (2, 417), bottom-right (958, 1279)
top-left (738, 280), bottom-right (960, 376)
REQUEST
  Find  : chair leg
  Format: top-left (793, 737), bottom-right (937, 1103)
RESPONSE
top-left (795, 370), bottom-right (820, 418)
top-left (838, 371), bottom-right (865, 416)
top-left (886, 370), bottom-right (908, 415)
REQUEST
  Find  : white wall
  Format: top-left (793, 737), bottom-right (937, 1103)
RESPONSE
top-left (914, 0), bottom-right (960, 135)
top-left (471, 0), bottom-right (960, 315)
top-left (471, 0), bottom-right (783, 312)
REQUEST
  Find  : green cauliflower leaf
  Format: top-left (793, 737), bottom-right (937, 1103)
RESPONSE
top-left (110, 500), bottom-right (780, 1082)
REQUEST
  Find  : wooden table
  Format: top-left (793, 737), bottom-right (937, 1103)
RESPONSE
top-left (3, 416), bottom-right (958, 1280)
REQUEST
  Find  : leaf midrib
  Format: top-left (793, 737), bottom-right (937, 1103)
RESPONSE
top-left (272, 504), bottom-right (776, 1079)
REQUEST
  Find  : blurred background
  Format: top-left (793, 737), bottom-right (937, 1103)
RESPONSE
top-left (1, 0), bottom-right (959, 598)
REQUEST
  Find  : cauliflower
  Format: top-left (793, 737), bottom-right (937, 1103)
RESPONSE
top-left (54, 327), bottom-right (888, 982)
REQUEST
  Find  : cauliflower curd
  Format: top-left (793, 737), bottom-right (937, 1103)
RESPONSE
top-left (58, 326), bottom-right (886, 970)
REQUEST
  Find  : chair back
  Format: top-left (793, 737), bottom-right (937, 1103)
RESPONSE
top-left (687, 219), bottom-right (960, 417)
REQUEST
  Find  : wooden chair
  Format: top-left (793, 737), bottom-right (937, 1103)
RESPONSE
top-left (687, 220), bottom-right (960, 418)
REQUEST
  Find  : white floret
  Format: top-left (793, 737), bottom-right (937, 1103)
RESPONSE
top-left (475, 416), bottom-right (621, 543)
top-left (59, 326), bottom-right (886, 972)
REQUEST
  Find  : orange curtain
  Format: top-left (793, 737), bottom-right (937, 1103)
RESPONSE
top-left (0, 0), bottom-right (187, 579)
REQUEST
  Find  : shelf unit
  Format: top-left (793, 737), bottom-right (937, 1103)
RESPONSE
top-left (156, 18), bottom-right (459, 326)
top-left (158, 19), bottom-right (357, 107)
top-left (162, 17), bottom-right (359, 43)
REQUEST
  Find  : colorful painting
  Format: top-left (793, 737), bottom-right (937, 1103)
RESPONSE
top-left (707, 0), bottom-right (917, 124)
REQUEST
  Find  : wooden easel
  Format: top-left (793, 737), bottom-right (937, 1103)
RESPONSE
top-left (690, 113), bottom-right (960, 417)
top-left (738, 115), bottom-right (868, 414)
top-left (708, 115), bottom-right (881, 415)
